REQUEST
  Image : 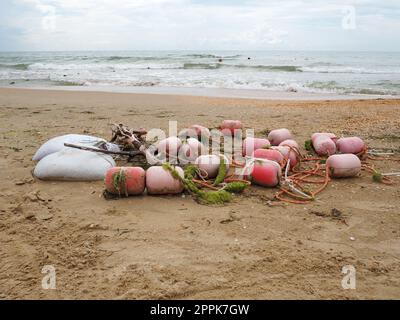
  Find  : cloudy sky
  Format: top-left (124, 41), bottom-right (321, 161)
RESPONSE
top-left (0, 0), bottom-right (399, 51)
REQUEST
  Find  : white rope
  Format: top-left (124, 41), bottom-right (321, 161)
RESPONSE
top-left (381, 172), bottom-right (400, 177)
top-left (281, 159), bottom-right (313, 200)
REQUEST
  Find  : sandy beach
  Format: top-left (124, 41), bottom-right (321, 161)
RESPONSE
top-left (0, 87), bottom-right (399, 299)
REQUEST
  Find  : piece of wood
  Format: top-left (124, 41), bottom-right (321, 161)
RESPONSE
top-left (64, 143), bottom-right (143, 157)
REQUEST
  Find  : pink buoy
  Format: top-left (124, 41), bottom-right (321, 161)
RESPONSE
top-left (253, 148), bottom-right (284, 164)
top-left (157, 136), bottom-right (182, 160)
top-left (268, 128), bottom-right (293, 146)
top-left (179, 138), bottom-right (207, 164)
top-left (251, 159), bottom-right (281, 187)
top-left (194, 154), bottom-right (229, 179)
top-left (105, 167), bottom-right (146, 196)
top-left (312, 135), bottom-right (336, 156)
top-left (311, 132), bottom-right (337, 144)
top-left (271, 146), bottom-right (298, 168)
top-left (336, 137), bottom-right (365, 154)
top-left (190, 125), bottom-right (210, 140)
top-left (146, 166), bottom-right (184, 194)
top-left (242, 137), bottom-right (271, 156)
top-left (279, 139), bottom-right (299, 150)
top-left (326, 154), bottom-right (361, 178)
top-left (220, 120), bottom-right (243, 135)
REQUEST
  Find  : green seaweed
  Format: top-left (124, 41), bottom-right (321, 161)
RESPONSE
top-left (199, 190), bottom-right (232, 204)
top-left (213, 156), bottom-right (227, 186)
top-left (372, 172), bottom-right (383, 183)
top-left (112, 169), bottom-right (128, 197)
top-left (224, 181), bottom-right (248, 193)
top-left (162, 163), bottom-right (182, 180)
top-left (184, 165), bottom-right (198, 180)
top-left (162, 162), bottom-right (246, 205)
top-left (304, 139), bottom-right (313, 152)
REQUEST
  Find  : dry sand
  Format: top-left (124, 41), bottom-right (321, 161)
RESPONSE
top-left (0, 88), bottom-right (399, 299)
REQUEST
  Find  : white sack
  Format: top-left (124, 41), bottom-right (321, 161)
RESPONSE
top-left (32, 134), bottom-right (106, 161)
top-left (33, 148), bottom-right (116, 181)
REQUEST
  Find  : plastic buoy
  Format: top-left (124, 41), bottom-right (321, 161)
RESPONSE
top-left (156, 136), bottom-right (182, 160)
top-left (220, 120), bottom-right (242, 135)
top-left (242, 137), bottom-right (271, 156)
top-left (326, 154), bottom-right (361, 178)
top-left (336, 137), bottom-right (365, 154)
top-left (179, 138), bottom-right (207, 164)
top-left (312, 135), bottom-right (336, 156)
top-left (271, 146), bottom-right (298, 168)
top-left (253, 148), bottom-right (284, 164)
top-left (190, 125), bottom-right (211, 140)
top-left (146, 166), bottom-right (184, 194)
top-left (105, 167), bottom-right (146, 196)
top-left (311, 132), bottom-right (337, 143)
top-left (194, 154), bottom-right (229, 179)
top-left (251, 159), bottom-right (281, 187)
top-left (268, 128), bottom-right (293, 146)
top-left (279, 139), bottom-right (299, 150)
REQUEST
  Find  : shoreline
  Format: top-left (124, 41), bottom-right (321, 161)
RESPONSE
top-left (2, 85), bottom-right (400, 101)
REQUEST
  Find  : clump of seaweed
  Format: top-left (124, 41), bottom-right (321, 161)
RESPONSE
top-left (372, 172), bottom-right (383, 183)
top-left (162, 162), bottom-right (247, 205)
top-left (304, 139), bottom-right (313, 152)
top-left (112, 169), bottom-right (128, 197)
top-left (213, 156), bottom-right (227, 186)
top-left (224, 181), bottom-right (248, 193)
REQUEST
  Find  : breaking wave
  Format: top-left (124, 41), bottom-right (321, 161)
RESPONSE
top-left (182, 63), bottom-right (223, 70)
top-left (0, 63), bottom-right (30, 70)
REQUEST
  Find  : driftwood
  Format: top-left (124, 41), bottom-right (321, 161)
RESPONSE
top-left (64, 124), bottom-right (160, 164)
top-left (110, 123), bottom-right (147, 150)
top-left (64, 143), bottom-right (143, 157)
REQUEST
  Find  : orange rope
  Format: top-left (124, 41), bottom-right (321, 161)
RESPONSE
top-left (192, 179), bottom-right (220, 190)
top-left (224, 178), bottom-right (252, 185)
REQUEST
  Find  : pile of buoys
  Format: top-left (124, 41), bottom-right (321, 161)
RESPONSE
top-left (33, 119), bottom-right (398, 205)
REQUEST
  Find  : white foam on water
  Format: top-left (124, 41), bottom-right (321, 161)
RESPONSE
top-left (1, 51), bottom-right (400, 97)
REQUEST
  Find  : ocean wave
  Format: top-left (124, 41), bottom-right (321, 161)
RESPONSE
top-left (105, 56), bottom-right (159, 62)
top-left (184, 54), bottom-right (219, 59)
top-left (181, 63), bottom-right (302, 72)
top-left (182, 63), bottom-right (223, 70)
top-left (234, 64), bottom-right (302, 72)
top-left (302, 66), bottom-right (400, 74)
top-left (307, 62), bottom-right (344, 67)
top-left (0, 63), bottom-right (30, 70)
top-left (52, 80), bottom-right (85, 86)
top-left (183, 54), bottom-right (242, 59)
top-left (308, 81), bottom-right (345, 90)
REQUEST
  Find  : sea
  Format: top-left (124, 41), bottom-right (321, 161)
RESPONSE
top-left (1, 50), bottom-right (400, 98)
